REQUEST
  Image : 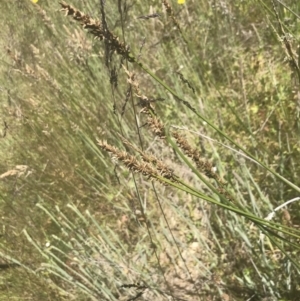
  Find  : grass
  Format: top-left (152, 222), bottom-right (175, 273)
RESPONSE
top-left (1, 0), bottom-right (300, 300)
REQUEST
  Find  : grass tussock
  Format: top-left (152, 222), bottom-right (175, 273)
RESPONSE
top-left (1, 0), bottom-right (300, 300)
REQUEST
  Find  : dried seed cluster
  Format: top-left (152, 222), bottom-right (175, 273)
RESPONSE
top-left (123, 66), bottom-right (166, 138)
top-left (98, 140), bottom-right (178, 185)
top-left (171, 131), bottom-right (233, 201)
top-left (60, 2), bottom-right (134, 62)
top-left (119, 135), bottom-right (175, 180)
top-left (162, 0), bottom-right (182, 34)
top-left (146, 116), bottom-right (166, 139)
top-left (172, 131), bottom-right (221, 182)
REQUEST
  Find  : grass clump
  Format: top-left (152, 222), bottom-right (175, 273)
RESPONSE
top-left (1, 0), bottom-right (300, 300)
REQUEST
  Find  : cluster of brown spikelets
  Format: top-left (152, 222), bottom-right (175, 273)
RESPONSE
top-left (162, 0), bottom-right (183, 35)
top-left (60, 2), bottom-right (228, 197)
top-left (101, 67), bottom-right (227, 193)
top-left (60, 2), bottom-right (134, 62)
top-left (98, 140), bottom-right (178, 185)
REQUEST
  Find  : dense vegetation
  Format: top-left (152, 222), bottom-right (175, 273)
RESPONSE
top-left (1, 0), bottom-right (300, 300)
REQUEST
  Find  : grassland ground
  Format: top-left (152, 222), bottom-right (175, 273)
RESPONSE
top-left (1, 0), bottom-right (300, 300)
